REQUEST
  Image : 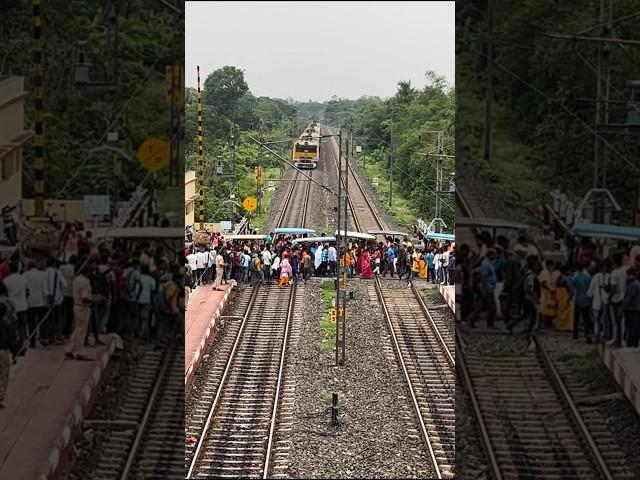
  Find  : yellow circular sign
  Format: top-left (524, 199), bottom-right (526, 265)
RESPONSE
top-left (243, 196), bottom-right (258, 212)
top-left (137, 138), bottom-right (170, 171)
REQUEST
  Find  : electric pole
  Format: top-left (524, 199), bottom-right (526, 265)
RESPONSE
top-left (483, 0), bottom-right (494, 164)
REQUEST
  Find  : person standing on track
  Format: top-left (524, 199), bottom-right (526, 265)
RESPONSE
top-left (302, 249), bottom-right (312, 282)
top-left (327, 244), bottom-right (337, 277)
top-left (66, 261), bottom-right (98, 361)
top-left (572, 262), bottom-right (592, 343)
top-left (261, 246), bottom-right (272, 284)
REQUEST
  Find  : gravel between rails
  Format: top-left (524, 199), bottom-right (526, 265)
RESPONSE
top-left (541, 333), bottom-right (640, 475)
top-left (285, 278), bottom-right (435, 479)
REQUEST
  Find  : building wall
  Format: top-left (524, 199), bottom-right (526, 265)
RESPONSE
top-left (0, 77), bottom-right (31, 210)
top-left (185, 170), bottom-right (196, 227)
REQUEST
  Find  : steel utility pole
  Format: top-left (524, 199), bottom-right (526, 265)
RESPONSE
top-left (593, 0), bottom-right (612, 222)
top-left (335, 129), bottom-right (343, 366)
top-left (388, 122), bottom-right (394, 207)
top-left (483, 0), bottom-right (494, 163)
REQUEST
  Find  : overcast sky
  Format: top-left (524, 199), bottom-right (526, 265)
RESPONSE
top-left (186, 1), bottom-right (454, 102)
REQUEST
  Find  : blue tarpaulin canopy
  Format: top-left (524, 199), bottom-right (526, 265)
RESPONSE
top-left (425, 232), bottom-right (455, 241)
top-left (571, 223), bottom-right (640, 241)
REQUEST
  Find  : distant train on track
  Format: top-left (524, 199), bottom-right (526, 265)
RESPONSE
top-left (293, 121), bottom-right (320, 169)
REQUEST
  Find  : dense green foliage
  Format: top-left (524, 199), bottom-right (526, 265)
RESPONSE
top-left (296, 72), bottom-right (455, 229)
top-left (1, 0), bottom-right (181, 202)
top-left (458, 1), bottom-right (640, 220)
top-left (184, 65), bottom-right (299, 223)
top-left (186, 66), bottom-right (455, 228)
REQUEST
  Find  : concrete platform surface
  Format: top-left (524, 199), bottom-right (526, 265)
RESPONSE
top-left (600, 344), bottom-right (640, 416)
top-left (0, 338), bottom-right (118, 480)
top-left (185, 283), bottom-right (233, 396)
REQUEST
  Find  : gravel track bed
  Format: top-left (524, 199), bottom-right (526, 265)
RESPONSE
top-left (455, 380), bottom-right (489, 480)
top-left (285, 278), bottom-right (434, 479)
top-left (415, 281), bottom-right (456, 342)
top-left (457, 157), bottom-right (534, 226)
top-left (67, 342), bottom-right (151, 479)
top-left (347, 158), bottom-right (407, 233)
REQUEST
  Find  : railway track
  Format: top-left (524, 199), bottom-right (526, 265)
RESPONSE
top-left (83, 341), bottom-right (184, 479)
top-left (323, 129), bottom-right (386, 232)
top-left (456, 183), bottom-right (632, 479)
top-left (185, 284), bottom-right (296, 479)
top-left (275, 168), bottom-right (312, 229)
top-left (457, 330), bottom-right (634, 480)
top-left (375, 278), bottom-right (456, 478)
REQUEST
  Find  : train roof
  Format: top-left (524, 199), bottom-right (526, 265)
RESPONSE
top-left (291, 236), bottom-right (336, 244)
top-left (274, 227), bottom-right (316, 235)
top-left (335, 230), bottom-right (376, 240)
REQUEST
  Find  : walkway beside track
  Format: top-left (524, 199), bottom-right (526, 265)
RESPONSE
top-left (600, 344), bottom-right (640, 416)
top-left (185, 283), bottom-right (233, 396)
top-left (0, 337), bottom-right (118, 480)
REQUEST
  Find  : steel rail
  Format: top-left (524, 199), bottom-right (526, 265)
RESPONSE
top-left (535, 336), bottom-right (615, 480)
top-left (262, 282), bottom-right (297, 478)
top-left (455, 332), bottom-right (502, 480)
top-left (374, 276), bottom-right (443, 478)
top-left (324, 129), bottom-right (385, 232)
top-left (119, 341), bottom-right (176, 480)
top-left (410, 281), bottom-right (455, 367)
top-left (186, 285), bottom-right (261, 479)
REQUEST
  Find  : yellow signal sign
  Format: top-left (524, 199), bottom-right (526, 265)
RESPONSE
top-left (137, 138), bottom-right (170, 171)
top-left (243, 196), bottom-right (258, 212)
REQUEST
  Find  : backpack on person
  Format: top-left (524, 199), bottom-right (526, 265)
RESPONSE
top-left (91, 268), bottom-right (111, 302)
top-left (152, 282), bottom-right (168, 314)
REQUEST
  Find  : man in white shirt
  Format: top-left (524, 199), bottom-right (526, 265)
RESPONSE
top-left (59, 256), bottom-right (76, 337)
top-left (66, 263), bottom-right (96, 361)
top-left (195, 249), bottom-right (206, 286)
top-left (205, 248), bottom-right (215, 284)
top-left (212, 252), bottom-right (227, 291)
top-left (261, 247), bottom-right (272, 284)
top-left (441, 249), bottom-right (450, 284)
top-left (609, 252), bottom-right (629, 347)
top-left (3, 260), bottom-right (28, 353)
top-left (186, 250), bottom-right (198, 286)
top-left (24, 260), bottom-right (47, 347)
top-left (44, 257), bottom-right (68, 344)
top-left (327, 245), bottom-right (337, 277)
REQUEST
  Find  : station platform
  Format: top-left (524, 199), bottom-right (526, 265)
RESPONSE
top-left (185, 283), bottom-right (234, 396)
top-left (600, 344), bottom-right (640, 416)
top-left (438, 282), bottom-right (455, 312)
top-left (0, 337), bottom-right (118, 480)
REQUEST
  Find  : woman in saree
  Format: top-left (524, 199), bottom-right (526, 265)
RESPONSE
top-left (360, 249), bottom-right (373, 279)
top-left (553, 264), bottom-right (575, 332)
top-left (279, 255), bottom-right (292, 287)
top-left (418, 252), bottom-right (428, 279)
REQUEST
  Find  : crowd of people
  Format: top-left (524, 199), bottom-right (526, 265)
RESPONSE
top-left (184, 231), bottom-right (455, 298)
top-left (0, 221), bottom-right (185, 408)
top-left (455, 231), bottom-right (640, 351)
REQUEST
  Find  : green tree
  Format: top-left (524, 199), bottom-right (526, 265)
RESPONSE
top-left (202, 65), bottom-right (249, 118)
